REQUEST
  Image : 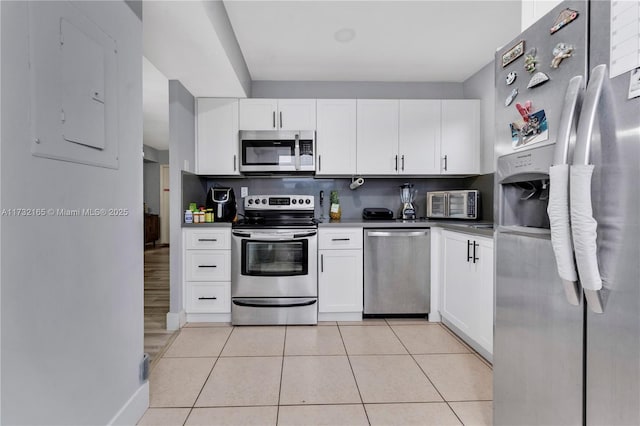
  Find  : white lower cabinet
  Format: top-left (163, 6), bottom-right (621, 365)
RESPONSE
top-left (318, 227), bottom-right (363, 321)
top-left (441, 230), bottom-right (493, 358)
top-left (183, 228), bottom-right (232, 322)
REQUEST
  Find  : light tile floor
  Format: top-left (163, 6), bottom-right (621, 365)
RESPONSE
top-left (139, 319), bottom-right (492, 426)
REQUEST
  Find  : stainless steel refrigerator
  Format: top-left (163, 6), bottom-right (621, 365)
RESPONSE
top-left (494, 0), bottom-right (640, 424)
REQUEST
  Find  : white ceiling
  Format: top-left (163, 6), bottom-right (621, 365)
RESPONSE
top-left (223, 0), bottom-right (522, 82)
top-left (142, 1), bottom-right (523, 150)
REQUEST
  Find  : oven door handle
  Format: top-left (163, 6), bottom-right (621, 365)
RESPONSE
top-left (232, 231), bottom-right (251, 238)
top-left (233, 298), bottom-right (317, 308)
top-left (293, 231), bottom-right (317, 238)
top-left (233, 231), bottom-right (317, 240)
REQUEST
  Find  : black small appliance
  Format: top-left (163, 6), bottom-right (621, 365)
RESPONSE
top-left (206, 187), bottom-right (237, 222)
top-left (362, 208), bottom-right (394, 220)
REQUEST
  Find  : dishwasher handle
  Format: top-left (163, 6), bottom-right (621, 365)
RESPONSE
top-left (367, 230), bottom-right (429, 238)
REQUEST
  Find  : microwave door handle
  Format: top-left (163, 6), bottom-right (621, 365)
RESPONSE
top-left (445, 193), bottom-right (450, 217)
top-left (294, 134), bottom-right (301, 170)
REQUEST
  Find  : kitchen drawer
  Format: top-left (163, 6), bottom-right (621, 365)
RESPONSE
top-left (186, 250), bottom-right (231, 281)
top-left (186, 282), bottom-right (230, 313)
top-left (318, 228), bottom-right (363, 250)
top-left (185, 229), bottom-right (230, 250)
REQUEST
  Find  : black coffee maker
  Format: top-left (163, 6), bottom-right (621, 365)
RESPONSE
top-left (206, 187), bottom-right (237, 222)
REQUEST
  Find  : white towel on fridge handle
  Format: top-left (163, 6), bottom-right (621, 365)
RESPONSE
top-left (570, 164), bottom-right (603, 291)
top-left (547, 164), bottom-right (578, 283)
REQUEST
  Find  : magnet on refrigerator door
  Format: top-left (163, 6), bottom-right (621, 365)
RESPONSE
top-left (551, 43), bottom-right (574, 68)
top-left (506, 72), bottom-right (517, 85)
top-left (510, 109), bottom-right (549, 149)
top-left (524, 48), bottom-right (538, 73)
top-left (527, 72), bottom-right (550, 88)
top-left (550, 8), bottom-right (579, 34)
top-left (505, 87), bottom-right (519, 106)
top-left (502, 40), bottom-right (525, 67)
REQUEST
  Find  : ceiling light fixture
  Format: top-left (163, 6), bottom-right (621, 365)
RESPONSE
top-left (334, 28), bottom-right (356, 43)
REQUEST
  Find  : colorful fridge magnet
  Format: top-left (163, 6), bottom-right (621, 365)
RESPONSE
top-left (551, 43), bottom-right (574, 68)
top-left (524, 48), bottom-right (538, 73)
top-left (527, 72), bottom-right (550, 88)
top-left (510, 109), bottom-right (549, 149)
top-left (505, 88), bottom-right (519, 106)
top-left (502, 40), bottom-right (525, 67)
top-left (550, 8), bottom-right (579, 34)
top-left (506, 72), bottom-right (517, 85)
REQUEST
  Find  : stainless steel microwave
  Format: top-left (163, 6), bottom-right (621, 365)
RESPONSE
top-left (239, 130), bottom-right (315, 173)
top-left (426, 190), bottom-right (480, 219)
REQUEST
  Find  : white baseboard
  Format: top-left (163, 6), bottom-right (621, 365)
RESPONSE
top-left (107, 381), bottom-right (149, 426)
top-left (318, 312), bottom-right (362, 322)
top-left (166, 310), bottom-right (186, 330)
top-left (186, 313), bottom-right (231, 323)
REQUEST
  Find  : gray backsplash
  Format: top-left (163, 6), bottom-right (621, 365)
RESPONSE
top-left (186, 174), bottom-right (495, 222)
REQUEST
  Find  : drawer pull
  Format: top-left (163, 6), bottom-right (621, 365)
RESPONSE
top-left (331, 238), bottom-right (350, 241)
top-left (198, 265), bottom-right (217, 268)
top-left (198, 297), bottom-right (218, 300)
top-left (198, 238), bottom-right (218, 242)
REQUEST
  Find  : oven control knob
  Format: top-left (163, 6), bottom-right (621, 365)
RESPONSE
top-left (305, 199), bottom-right (311, 204)
top-left (262, 199), bottom-right (267, 205)
top-left (248, 199), bottom-right (253, 205)
top-left (299, 198), bottom-right (304, 204)
top-left (292, 199), bottom-right (297, 204)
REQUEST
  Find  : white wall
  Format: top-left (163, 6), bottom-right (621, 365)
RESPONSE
top-left (1, 2), bottom-right (145, 424)
top-left (167, 80), bottom-right (196, 329)
top-left (521, 0), bottom-right (563, 31)
top-left (463, 61), bottom-right (496, 174)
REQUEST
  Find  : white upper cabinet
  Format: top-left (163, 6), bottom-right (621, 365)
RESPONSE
top-left (239, 98), bottom-right (316, 131)
top-left (196, 98), bottom-right (240, 175)
top-left (316, 99), bottom-right (357, 175)
top-left (521, 0), bottom-right (562, 31)
top-left (399, 100), bottom-right (441, 175)
top-left (356, 100), bottom-right (400, 175)
top-left (440, 100), bottom-right (480, 175)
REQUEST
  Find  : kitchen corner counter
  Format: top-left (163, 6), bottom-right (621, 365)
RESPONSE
top-left (317, 218), bottom-right (494, 237)
top-left (182, 222), bottom-right (232, 228)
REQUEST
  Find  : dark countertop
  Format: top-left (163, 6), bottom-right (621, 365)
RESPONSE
top-left (317, 218), bottom-right (494, 237)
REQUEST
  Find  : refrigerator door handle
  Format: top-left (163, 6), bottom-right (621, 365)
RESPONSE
top-left (571, 64), bottom-right (607, 314)
top-left (548, 75), bottom-right (583, 306)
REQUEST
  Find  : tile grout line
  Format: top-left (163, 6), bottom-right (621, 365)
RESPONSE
top-left (276, 326), bottom-right (287, 425)
top-left (186, 326), bottom-right (236, 414)
top-left (386, 323), bottom-right (466, 425)
top-left (337, 324), bottom-right (372, 426)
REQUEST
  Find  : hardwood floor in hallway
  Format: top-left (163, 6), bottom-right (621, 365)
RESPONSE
top-left (144, 246), bottom-right (177, 366)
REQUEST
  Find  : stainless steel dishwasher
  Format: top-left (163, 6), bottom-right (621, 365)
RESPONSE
top-left (364, 229), bottom-right (430, 316)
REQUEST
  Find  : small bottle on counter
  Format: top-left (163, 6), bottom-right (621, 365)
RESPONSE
top-left (205, 209), bottom-right (214, 223)
top-left (197, 211), bottom-right (205, 223)
top-left (184, 210), bottom-right (193, 224)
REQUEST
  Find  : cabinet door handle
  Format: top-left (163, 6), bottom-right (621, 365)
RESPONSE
top-left (198, 265), bottom-right (217, 268)
top-left (318, 154), bottom-right (321, 172)
top-left (198, 238), bottom-right (217, 242)
top-left (331, 238), bottom-right (350, 241)
top-left (443, 155), bottom-right (448, 171)
top-left (280, 111), bottom-right (283, 128)
top-left (401, 155), bottom-right (405, 171)
top-left (198, 297), bottom-right (217, 300)
top-left (473, 241), bottom-right (479, 263)
top-left (320, 254), bottom-right (324, 273)
top-left (233, 154), bottom-right (237, 172)
top-left (467, 240), bottom-right (472, 262)
top-left (272, 111), bottom-right (276, 128)
top-left (395, 155), bottom-right (398, 171)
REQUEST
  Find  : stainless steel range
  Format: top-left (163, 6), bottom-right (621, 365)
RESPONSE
top-left (231, 195), bottom-right (317, 325)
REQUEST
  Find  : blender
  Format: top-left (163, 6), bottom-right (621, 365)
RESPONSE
top-left (400, 183), bottom-right (417, 220)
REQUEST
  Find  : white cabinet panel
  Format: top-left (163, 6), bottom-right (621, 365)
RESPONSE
top-left (277, 99), bottom-right (316, 130)
top-left (196, 98), bottom-right (239, 175)
top-left (399, 100), bottom-right (441, 175)
top-left (318, 227), bottom-right (363, 250)
top-left (316, 99), bottom-right (357, 175)
top-left (186, 282), bottom-right (230, 313)
top-left (319, 249), bottom-right (363, 313)
top-left (441, 100), bottom-right (480, 175)
top-left (239, 98), bottom-right (315, 130)
top-left (441, 230), bottom-right (493, 356)
top-left (356, 100), bottom-right (399, 174)
top-left (185, 228), bottom-right (231, 250)
top-left (185, 250), bottom-right (231, 282)
top-left (239, 98), bottom-right (278, 130)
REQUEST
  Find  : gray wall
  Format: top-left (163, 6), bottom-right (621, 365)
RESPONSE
top-left (462, 61), bottom-right (496, 174)
top-left (251, 81), bottom-right (464, 99)
top-left (169, 80), bottom-right (196, 320)
top-left (1, 2), bottom-right (144, 424)
top-left (200, 176), bottom-right (492, 221)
